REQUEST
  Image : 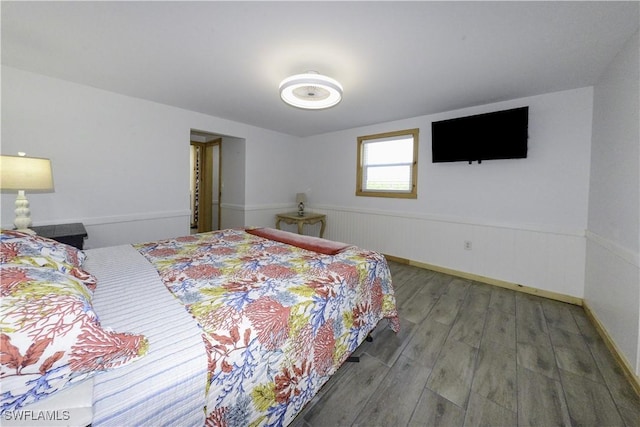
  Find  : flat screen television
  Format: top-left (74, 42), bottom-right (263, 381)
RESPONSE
top-left (431, 106), bottom-right (528, 163)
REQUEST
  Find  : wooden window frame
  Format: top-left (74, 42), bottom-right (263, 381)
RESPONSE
top-left (356, 128), bottom-right (419, 199)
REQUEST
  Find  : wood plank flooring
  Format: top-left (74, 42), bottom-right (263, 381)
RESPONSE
top-left (292, 261), bottom-right (640, 427)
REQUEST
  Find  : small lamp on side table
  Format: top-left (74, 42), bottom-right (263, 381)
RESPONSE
top-left (296, 192), bottom-right (307, 217)
top-left (0, 153), bottom-right (54, 233)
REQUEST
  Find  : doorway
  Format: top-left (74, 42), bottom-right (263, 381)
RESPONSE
top-left (190, 138), bottom-right (221, 233)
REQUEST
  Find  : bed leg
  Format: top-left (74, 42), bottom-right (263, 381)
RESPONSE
top-left (347, 334), bottom-right (373, 363)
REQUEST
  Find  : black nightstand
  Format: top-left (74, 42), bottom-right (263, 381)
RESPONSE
top-left (30, 223), bottom-right (88, 250)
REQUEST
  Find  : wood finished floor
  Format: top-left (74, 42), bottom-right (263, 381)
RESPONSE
top-left (292, 261), bottom-right (640, 427)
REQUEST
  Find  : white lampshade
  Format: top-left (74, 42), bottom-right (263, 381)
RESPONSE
top-left (1, 155), bottom-right (54, 191)
top-left (1, 154), bottom-right (54, 231)
top-left (280, 72), bottom-right (343, 110)
top-left (296, 193), bottom-right (307, 204)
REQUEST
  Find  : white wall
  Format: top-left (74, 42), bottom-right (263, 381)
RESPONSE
top-left (300, 87), bottom-right (594, 299)
top-left (219, 135), bottom-right (247, 230)
top-left (1, 66), bottom-right (299, 247)
top-left (586, 31), bottom-right (640, 376)
top-left (242, 126), bottom-right (307, 228)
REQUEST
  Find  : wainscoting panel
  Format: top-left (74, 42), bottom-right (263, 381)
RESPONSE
top-left (313, 206), bottom-right (586, 299)
top-left (243, 203), bottom-right (291, 230)
top-left (585, 232), bottom-right (640, 378)
top-left (221, 203), bottom-right (247, 230)
top-left (82, 210), bottom-right (191, 248)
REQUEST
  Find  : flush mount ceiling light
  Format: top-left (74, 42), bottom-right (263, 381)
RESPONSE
top-left (279, 71), bottom-right (343, 110)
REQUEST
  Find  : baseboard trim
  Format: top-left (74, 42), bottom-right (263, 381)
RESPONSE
top-left (384, 253), bottom-right (640, 399)
top-left (384, 254), bottom-right (582, 306)
top-left (582, 302), bottom-right (640, 398)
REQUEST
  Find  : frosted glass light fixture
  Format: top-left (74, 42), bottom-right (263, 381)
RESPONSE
top-left (0, 153), bottom-right (54, 231)
top-left (279, 71), bottom-right (343, 109)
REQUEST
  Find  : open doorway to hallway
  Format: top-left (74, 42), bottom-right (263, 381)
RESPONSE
top-left (190, 131), bottom-right (221, 233)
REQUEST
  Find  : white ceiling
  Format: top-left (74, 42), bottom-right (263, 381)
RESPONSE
top-left (2, 1), bottom-right (638, 137)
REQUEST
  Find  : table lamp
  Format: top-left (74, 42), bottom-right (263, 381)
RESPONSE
top-left (0, 153), bottom-right (54, 232)
top-left (296, 193), bottom-right (307, 217)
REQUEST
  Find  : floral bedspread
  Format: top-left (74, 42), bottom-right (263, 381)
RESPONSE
top-left (135, 228), bottom-right (399, 427)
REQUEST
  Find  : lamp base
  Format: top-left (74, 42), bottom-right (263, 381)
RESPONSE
top-left (14, 190), bottom-right (33, 230)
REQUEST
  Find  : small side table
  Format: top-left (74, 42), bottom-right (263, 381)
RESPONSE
top-left (30, 223), bottom-right (88, 250)
top-left (275, 212), bottom-right (326, 238)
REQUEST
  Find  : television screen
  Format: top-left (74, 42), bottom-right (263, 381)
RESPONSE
top-left (431, 106), bottom-right (528, 163)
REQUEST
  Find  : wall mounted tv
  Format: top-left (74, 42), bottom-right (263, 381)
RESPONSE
top-left (431, 106), bottom-right (528, 164)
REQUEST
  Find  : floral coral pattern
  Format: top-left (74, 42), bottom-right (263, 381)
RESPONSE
top-left (0, 263), bottom-right (148, 413)
top-left (135, 228), bottom-right (399, 426)
top-left (1, 230), bottom-right (96, 291)
top-left (1, 230), bottom-right (86, 267)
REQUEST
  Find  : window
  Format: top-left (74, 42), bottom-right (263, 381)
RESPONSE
top-left (356, 128), bottom-right (419, 198)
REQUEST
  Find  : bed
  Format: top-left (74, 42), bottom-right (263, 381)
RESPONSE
top-left (1, 227), bottom-right (399, 426)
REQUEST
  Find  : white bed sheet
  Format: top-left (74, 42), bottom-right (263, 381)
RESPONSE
top-left (84, 245), bottom-right (208, 427)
